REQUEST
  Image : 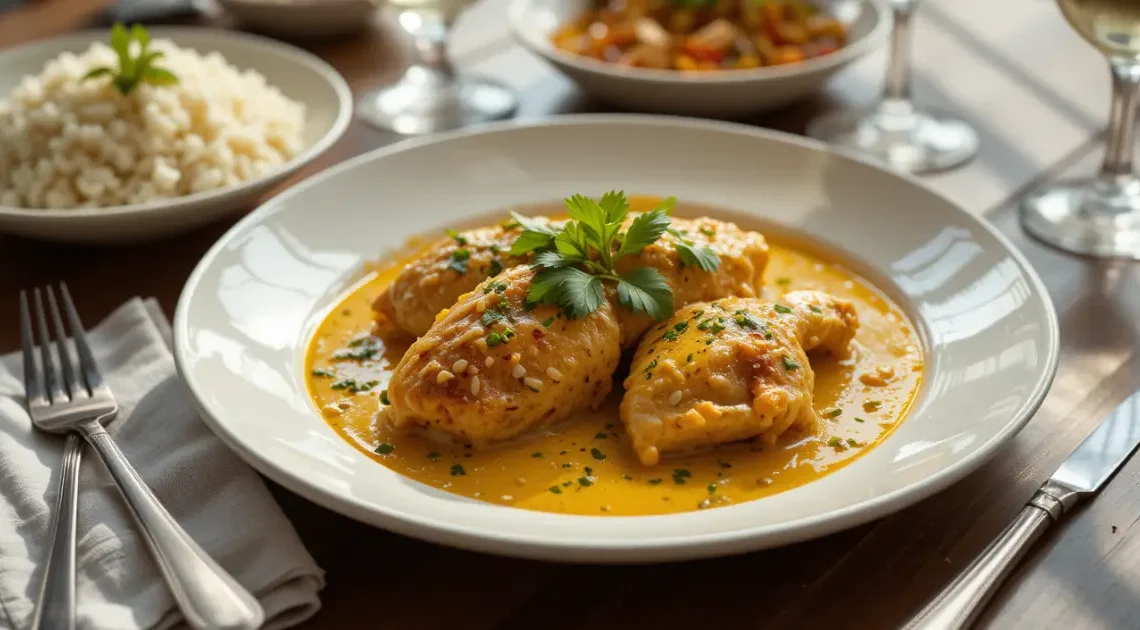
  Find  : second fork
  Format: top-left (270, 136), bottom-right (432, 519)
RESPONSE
top-left (21, 286), bottom-right (264, 630)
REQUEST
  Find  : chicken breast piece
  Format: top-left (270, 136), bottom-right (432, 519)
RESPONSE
top-left (384, 265), bottom-right (622, 446)
top-left (620, 291), bottom-right (859, 466)
top-left (375, 221), bottom-right (558, 337)
top-left (615, 215), bottom-right (769, 347)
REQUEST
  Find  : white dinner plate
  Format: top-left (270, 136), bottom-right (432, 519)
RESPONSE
top-left (174, 115), bottom-right (1059, 562)
top-left (0, 28), bottom-right (352, 244)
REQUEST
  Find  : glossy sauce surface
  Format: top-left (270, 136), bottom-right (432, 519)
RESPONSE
top-left (306, 206), bottom-right (924, 516)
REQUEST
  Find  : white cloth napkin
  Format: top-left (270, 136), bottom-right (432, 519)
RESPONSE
top-left (0, 298), bottom-right (325, 630)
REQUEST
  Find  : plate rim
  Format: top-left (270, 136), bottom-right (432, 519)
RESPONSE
top-left (0, 26), bottom-right (353, 220)
top-left (173, 114), bottom-right (1060, 561)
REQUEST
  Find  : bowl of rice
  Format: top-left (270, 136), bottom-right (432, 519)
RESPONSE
top-left (0, 27), bottom-right (352, 243)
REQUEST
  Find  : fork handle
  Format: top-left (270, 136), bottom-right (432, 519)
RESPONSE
top-left (32, 432), bottom-right (82, 630)
top-left (79, 422), bottom-right (264, 630)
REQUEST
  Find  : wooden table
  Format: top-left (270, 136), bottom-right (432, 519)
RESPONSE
top-left (3, 1), bottom-right (1140, 628)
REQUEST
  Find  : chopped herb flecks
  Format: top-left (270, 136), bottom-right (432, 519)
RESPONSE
top-left (445, 228), bottom-right (468, 245)
top-left (374, 442), bottom-right (394, 455)
top-left (591, 448), bottom-right (607, 461)
top-left (774, 304), bottom-right (793, 315)
top-left (672, 469), bottom-right (692, 485)
top-left (450, 464), bottom-right (466, 476)
top-left (549, 486), bottom-right (563, 494)
top-left (782, 356), bottom-right (800, 372)
top-left (448, 248), bottom-right (471, 274)
top-left (311, 367), bottom-right (334, 377)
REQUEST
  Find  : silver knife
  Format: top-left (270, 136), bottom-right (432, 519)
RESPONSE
top-left (904, 391), bottom-right (1140, 630)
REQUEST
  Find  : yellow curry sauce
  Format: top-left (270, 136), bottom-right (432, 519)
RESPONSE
top-left (305, 205), bottom-right (924, 516)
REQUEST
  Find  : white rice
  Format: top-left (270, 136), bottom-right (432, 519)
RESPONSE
top-left (0, 40), bottom-right (306, 209)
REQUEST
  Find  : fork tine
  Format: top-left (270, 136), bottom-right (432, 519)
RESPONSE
top-left (46, 286), bottom-right (82, 399)
top-left (58, 283), bottom-right (103, 390)
top-left (33, 288), bottom-right (64, 403)
top-left (19, 291), bottom-right (44, 404)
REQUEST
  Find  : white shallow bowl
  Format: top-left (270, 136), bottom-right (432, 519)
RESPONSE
top-left (174, 115), bottom-right (1058, 563)
top-left (509, 0), bottom-right (891, 118)
top-left (217, 0), bottom-right (376, 39)
top-left (0, 28), bottom-right (352, 244)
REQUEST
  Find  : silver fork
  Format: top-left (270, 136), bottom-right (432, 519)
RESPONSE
top-left (21, 285), bottom-right (264, 630)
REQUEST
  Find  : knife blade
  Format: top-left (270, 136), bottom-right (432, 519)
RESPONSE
top-left (904, 391), bottom-right (1140, 630)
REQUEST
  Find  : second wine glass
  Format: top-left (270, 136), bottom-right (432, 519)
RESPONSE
top-left (806, 0), bottom-right (978, 173)
top-left (357, 0), bottom-right (517, 135)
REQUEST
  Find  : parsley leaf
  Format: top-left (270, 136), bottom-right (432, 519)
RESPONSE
top-left (447, 249), bottom-right (470, 274)
top-left (668, 227), bottom-right (720, 271)
top-left (618, 208), bottom-right (671, 259)
top-left (445, 228), bottom-right (468, 245)
top-left (529, 266), bottom-right (604, 318)
top-left (508, 212), bottom-right (559, 255)
top-left (616, 267), bottom-right (673, 321)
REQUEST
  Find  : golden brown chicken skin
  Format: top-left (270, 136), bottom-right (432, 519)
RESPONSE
top-left (375, 221), bottom-right (560, 337)
top-left (615, 215), bottom-right (769, 347)
top-left (384, 265), bottom-right (622, 446)
top-left (620, 291), bottom-right (858, 466)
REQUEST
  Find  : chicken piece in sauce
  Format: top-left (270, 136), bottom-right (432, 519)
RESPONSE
top-left (620, 291), bottom-right (858, 466)
top-left (615, 215), bottom-right (769, 347)
top-left (374, 221), bottom-right (559, 337)
top-left (384, 265), bottom-right (622, 446)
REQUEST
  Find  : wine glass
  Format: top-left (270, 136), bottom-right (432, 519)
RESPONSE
top-left (805, 0), bottom-right (979, 173)
top-left (357, 0), bottom-right (517, 135)
top-left (1021, 0), bottom-right (1140, 258)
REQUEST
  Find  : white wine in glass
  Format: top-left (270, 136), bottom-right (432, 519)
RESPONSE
top-left (1021, 0), bottom-right (1140, 258)
top-left (357, 0), bottom-right (517, 135)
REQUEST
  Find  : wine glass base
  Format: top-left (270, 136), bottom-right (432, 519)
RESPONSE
top-left (356, 68), bottom-right (517, 135)
top-left (806, 105), bottom-right (979, 174)
top-left (1021, 177), bottom-right (1140, 259)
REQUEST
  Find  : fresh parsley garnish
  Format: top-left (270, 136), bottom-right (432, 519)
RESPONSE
top-left (591, 448), bottom-right (607, 461)
top-left (672, 469), bottom-right (692, 485)
top-left (445, 228), bottom-right (468, 245)
top-left (379, 389), bottom-right (390, 405)
top-left (774, 303), bottom-right (794, 315)
top-left (448, 248), bottom-right (471, 274)
top-left (487, 258), bottom-right (504, 277)
top-left (512, 192), bottom-right (710, 321)
top-left (481, 309), bottom-right (506, 327)
top-left (311, 367), bottom-right (334, 377)
top-left (550, 486), bottom-right (563, 494)
top-left (782, 355), bottom-right (801, 372)
top-left (450, 464), bottom-right (466, 476)
top-left (83, 23), bottom-right (178, 95)
top-left (667, 227), bottom-right (720, 272)
top-left (374, 442), bottom-right (395, 455)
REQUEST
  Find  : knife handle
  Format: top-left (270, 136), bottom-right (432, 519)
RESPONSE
top-left (903, 479), bottom-right (1084, 630)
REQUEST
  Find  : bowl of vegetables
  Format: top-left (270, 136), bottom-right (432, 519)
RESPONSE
top-left (508, 0), bottom-right (891, 118)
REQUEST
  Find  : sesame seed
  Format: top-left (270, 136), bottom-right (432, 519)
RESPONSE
top-left (485, 356), bottom-right (494, 368)
top-left (437, 370), bottom-right (455, 384)
top-left (523, 376), bottom-right (544, 391)
top-left (512, 365), bottom-right (527, 379)
top-left (668, 390), bottom-right (682, 406)
top-left (475, 300), bottom-right (486, 313)
top-left (452, 359), bottom-right (469, 373)
top-left (466, 365), bottom-right (478, 375)
top-left (510, 352), bottom-right (521, 364)
top-left (516, 477), bottom-right (527, 486)
top-left (546, 367), bottom-right (563, 382)
top-left (502, 495), bottom-right (514, 501)
top-left (471, 376), bottom-right (481, 396)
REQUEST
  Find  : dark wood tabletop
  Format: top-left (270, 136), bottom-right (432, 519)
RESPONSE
top-left (2, 1), bottom-right (1139, 628)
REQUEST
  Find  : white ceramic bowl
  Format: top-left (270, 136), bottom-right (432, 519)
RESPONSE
top-left (217, 0), bottom-right (376, 39)
top-left (509, 0), bottom-right (890, 118)
top-left (0, 28), bottom-right (353, 244)
top-left (174, 115), bottom-right (1058, 563)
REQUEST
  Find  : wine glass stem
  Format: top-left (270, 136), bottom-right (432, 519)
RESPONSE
top-left (1101, 60), bottom-right (1140, 179)
top-left (882, 1), bottom-right (917, 110)
top-left (402, 9), bottom-right (456, 79)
